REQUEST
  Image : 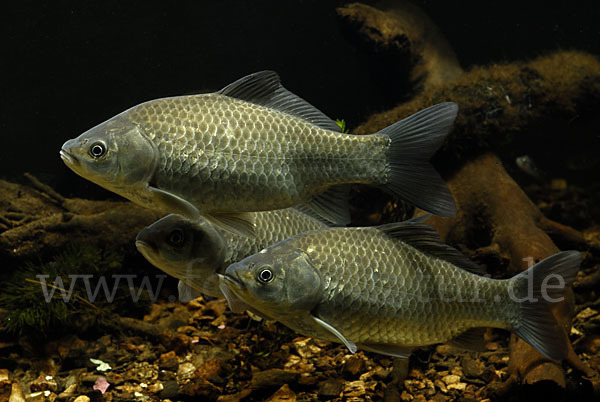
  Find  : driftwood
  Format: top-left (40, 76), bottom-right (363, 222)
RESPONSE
top-left (353, 49), bottom-right (600, 171)
top-left (338, 0), bottom-right (600, 393)
top-left (424, 154), bottom-right (597, 389)
top-left (0, 2), bottom-right (597, 396)
top-left (337, 2), bottom-right (464, 91)
top-left (0, 174), bottom-right (162, 261)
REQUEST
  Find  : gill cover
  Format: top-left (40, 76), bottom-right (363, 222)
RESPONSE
top-left (135, 214), bottom-right (228, 297)
top-left (61, 115), bottom-right (157, 189)
top-left (226, 244), bottom-right (323, 313)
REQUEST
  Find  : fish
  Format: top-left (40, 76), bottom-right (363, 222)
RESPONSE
top-left (219, 222), bottom-right (580, 360)
top-left (60, 71), bottom-right (458, 236)
top-left (134, 208), bottom-right (327, 300)
top-left (515, 155), bottom-right (546, 181)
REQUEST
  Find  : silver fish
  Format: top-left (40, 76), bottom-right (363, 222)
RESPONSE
top-left (516, 155), bottom-right (546, 181)
top-left (60, 71), bottom-right (457, 236)
top-left (134, 208), bottom-right (327, 300)
top-left (220, 222), bottom-right (580, 360)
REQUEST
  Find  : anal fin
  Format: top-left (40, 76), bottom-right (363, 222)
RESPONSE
top-left (359, 343), bottom-right (412, 359)
top-left (219, 278), bottom-right (251, 314)
top-left (177, 280), bottom-right (203, 303)
top-left (445, 328), bottom-right (487, 352)
top-left (301, 185), bottom-right (351, 226)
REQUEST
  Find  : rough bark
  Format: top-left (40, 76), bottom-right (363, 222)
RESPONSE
top-left (337, 2), bottom-right (463, 91)
top-left (0, 174), bottom-right (161, 261)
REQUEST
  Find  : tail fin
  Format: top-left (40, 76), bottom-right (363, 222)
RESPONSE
top-left (380, 102), bottom-right (458, 217)
top-left (510, 250), bottom-right (581, 360)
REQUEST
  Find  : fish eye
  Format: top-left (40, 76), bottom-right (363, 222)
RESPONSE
top-left (89, 142), bottom-right (107, 158)
top-left (167, 228), bottom-right (185, 247)
top-left (256, 267), bottom-right (274, 284)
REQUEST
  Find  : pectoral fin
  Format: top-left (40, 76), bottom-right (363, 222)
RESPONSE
top-left (177, 280), bottom-right (203, 303)
top-left (311, 315), bottom-right (357, 353)
top-left (148, 186), bottom-right (201, 221)
top-left (219, 280), bottom-right (250, 314)
top-left (206, 213), bottom-right (256, 237)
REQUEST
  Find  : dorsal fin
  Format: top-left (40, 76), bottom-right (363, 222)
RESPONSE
top-left (291, 205), bottom-right (336, 227)
top-left (217, 71), bottom-right (341, 132)
top-left (377, 222), bottom-right (486, 275)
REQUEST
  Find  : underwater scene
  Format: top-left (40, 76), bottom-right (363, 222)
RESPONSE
top-left (3, 1), bottom-right (600, 401)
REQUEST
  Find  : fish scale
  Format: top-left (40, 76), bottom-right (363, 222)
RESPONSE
top-left (128, 94), bottom-right (384, 212)
top-left (221, 209), bottom-right (328, 266)
top-left (222, 223), bottom-right (580, 360)
top-left (298, 228), bottom-right (512, 346)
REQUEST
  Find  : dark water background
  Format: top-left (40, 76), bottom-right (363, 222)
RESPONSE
top-left (3, 0), bottom-right (599, 199)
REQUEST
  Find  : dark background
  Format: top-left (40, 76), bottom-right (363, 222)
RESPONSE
top-left (3, 0), bottom-right (599, 198)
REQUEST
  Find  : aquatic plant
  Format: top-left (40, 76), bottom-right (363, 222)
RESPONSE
top-left (335, 118), bottom-right (349, 133)
top-left (0, 243), bottom-right (151, 339)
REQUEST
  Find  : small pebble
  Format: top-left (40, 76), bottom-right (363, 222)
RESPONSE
top-left (159, 380), bottom-right (179, 400)
top-left (159, 351), bottom-right (179, 371)
top-left (576, 307), bottom-right (598, 321)
top-left (447, 382), bottom-right (467, 391)
top-left (57, 383), bottom-right (77, 399)
top-left (30, 374), bottom-right (58, 393)
top-left (9, 382), bottom-right (26, 402)
top-left (461, 355), bottom-right (483, 378)
top-left (342, 355), bottom-right (365, 378)
top-left (251, 369), bottom-right (299, 389)
top-left (434, 379), bottom-right (448, 394)
top-left (342, 380), bottom-right (366, 398)
top-left (148, 382), bottom-right (163, 394)
top-left (177, 362), bottom-right (196, 380)
top-left (318, 379), bottom-right (344, 398)
top-left (265, 384), bottom-right (296, 402)
top-left (441, 374), bottom-right (461, 386)
top-left (413, 394), bottom-right (427, 402)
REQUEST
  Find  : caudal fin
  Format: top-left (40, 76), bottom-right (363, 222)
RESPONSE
top-left (380, 102), bottom-right (458, 217)
top-left (510, 250), bottom-right (581, 360)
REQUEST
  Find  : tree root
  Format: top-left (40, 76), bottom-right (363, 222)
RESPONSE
top-left (0, 175), bottom-right (161, 260)
top-left (423, 153), bottom-right (597, 387)
top-left (336, 2), bottom-right (463, 91)
top-left (352, 50), bottom-right (600, 170)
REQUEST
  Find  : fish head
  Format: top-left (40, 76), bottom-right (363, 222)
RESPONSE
top-left (135, 214), bottom-right (227, 284)
top-left (221, 242), bottom-right (322, 317)
top-left (60, 115), bottom-right (157, 194)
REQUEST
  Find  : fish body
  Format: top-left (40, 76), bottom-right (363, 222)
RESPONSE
top-left (515, 155), bottom-right (546, 181)
top-left (60, 71), bottom-right (457, 235)
top-left (220, 222), bottom-right (580, 360)
top-left (135, 208), bottom-right (327, 299)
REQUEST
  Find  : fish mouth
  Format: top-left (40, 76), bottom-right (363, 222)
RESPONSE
top-left (217, 273), bottom-right (248, 314)
top-left (135, 240), bottom-right (159, 263)
top-left (218, 272), bottom-right (245, 291)
top-left (135, 239), bottom-right (156, 253)
top-left (59, 148), bottom-right (78, 166)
